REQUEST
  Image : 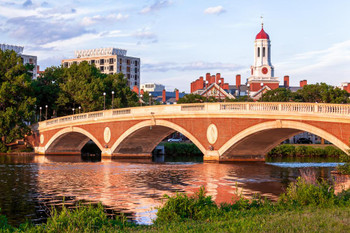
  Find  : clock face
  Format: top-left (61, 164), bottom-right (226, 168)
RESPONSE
top-left (262, 67), bottom-right (268, 74)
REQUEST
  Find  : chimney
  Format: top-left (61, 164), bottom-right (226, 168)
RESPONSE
top-left (206, 73), bottom-right (211, 81)
top-left (300, 80), bottom-right (307, 88)
top-left (133, 85), bottom-right (139, 94)
top-left (162, 89), bottom-right (166, 103)
top-left (236, 74), bottom-right (241, 88)
top-left (284, 76), bottom-right (290, 88)
top-left (175, 89), bottom-right (179, 101)
top-left (216, 73), bottom-right (221, 83)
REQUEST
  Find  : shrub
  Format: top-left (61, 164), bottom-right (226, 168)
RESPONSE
top-left (155, 187), bottom-right (218, 223)
top-left (336, 154), bottom-right (350, 175)
top-left (279, 177), bottom-right (336, 206)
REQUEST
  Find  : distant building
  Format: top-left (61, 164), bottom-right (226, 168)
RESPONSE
top-left (62, 47), bottom-right (140, 90)
top-left (340, 82), bottom-right (350, 93)
top-left (0, 43), bottom-right (37, 79)
top-left (140, 83), bottom-right (165, 92)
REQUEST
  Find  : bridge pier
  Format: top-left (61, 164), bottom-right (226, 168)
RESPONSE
top-left (203, 150), bottom-right (220, 162)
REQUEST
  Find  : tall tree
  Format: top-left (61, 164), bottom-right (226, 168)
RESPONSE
top-left (32, 66), bottom-right (63, 119)
top-left (0, 50), bottom-right (36, 152)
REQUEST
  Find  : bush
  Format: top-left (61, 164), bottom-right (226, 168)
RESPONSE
top-left (155, 187), bottom-right (218, 223)
top-left (268, 145), bottom-right (345, 158)
top-left (336, 154), bottom-right (350, 174)
top-left (163, 143), bottom-right (202, 156)
top-left (279, 177), bottom-right (336, 206)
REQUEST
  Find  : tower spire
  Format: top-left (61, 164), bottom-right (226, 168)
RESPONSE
top-left (260, 16), bottom-right (264, 28)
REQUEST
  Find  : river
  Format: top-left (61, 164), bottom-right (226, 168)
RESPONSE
top-left (0, 154), bottom-right (343, 226)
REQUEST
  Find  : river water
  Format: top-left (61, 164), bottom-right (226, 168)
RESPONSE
top-left (0, 154), bottom-right (343, 225)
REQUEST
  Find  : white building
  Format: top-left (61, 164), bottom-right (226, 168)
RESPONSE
top-left (140, 83), bottom-right (165, 92)
top-left (0, 44), bottom-right (37, 79)
top-left (62, 47), bottom-right (141, 90)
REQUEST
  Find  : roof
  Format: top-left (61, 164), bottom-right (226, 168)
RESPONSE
top-left (256, 26), bottom-right (270, 40)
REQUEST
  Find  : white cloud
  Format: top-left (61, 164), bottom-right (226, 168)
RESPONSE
top-left (140, 0), bottom-right (172, 14)
top-left (204, 6), bottom-right (226, 15)
top-left (142, 61), bottom-right (243, 72)
top-left (81, 13), bottom-right (128, 26)
top-left (277, 40), bottom-right (350, 86)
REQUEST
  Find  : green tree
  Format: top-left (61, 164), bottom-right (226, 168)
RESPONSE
top-left (260, 88), bottom-right (294, 102)
top-left (177, 94), bottom-right (207, 103)
top-left (294, 83), bottom-right (350, 103)
top-left (0, 50), bottom-right (36, 152)
top-left (32, 66), bottom-right (63, 119)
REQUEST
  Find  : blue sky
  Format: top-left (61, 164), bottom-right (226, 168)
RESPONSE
top-left (1, 0), bottom-right (350, 92)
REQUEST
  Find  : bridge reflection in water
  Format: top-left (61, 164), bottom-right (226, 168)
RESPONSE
top-left (31, 155), bottom-right (338, 224)
top-left (32, 102), bottom-right (350, 161)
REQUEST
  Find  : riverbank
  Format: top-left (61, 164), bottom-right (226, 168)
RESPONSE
top-left (267, 144), bottom-right (345, 158)
top-left (1, 178), bottom-right (349, 232)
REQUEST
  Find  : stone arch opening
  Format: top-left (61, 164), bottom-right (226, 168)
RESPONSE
top-left (45, 127), bottom-right (104, 155)
top-left (218, 120), bottom-right (350, 160)
top-left (110, 120), bottom-right (206, 157)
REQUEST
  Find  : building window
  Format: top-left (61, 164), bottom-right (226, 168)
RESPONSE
top-left (135, 75), bottom-right (138, 80)
top-left (134, 68), bottom-right (138, 73)
top-left (257, 48), bottom-right (260, 57)
top-left (109, 58), bottom-right (114, 64)
top-left (119, 66), bottom-right (122, 71)
top-left (100, 59), bottom-right (104, 65)
top-left (135, 81), bottom-right (138, 85)
top-left (127, 74), bottom-right (130, 79)
top-left (127, 59), bottom-right (130, 65)
top-left (109, 66), bottom-right (113, 71)
top-left (263, 47), bottom-right (266, 57)
top-left (100, 66), bottom-right (104, 71)
top-left (119, 58), bottom-right (122, 64)
top-left (91, 60), bottom-right (95, 64)
top-left (135, 60), bottom-right (138, 66)
top-left (127, 66), bottom-right (130, 72)
top-left (63, 62), bottom-right (68, 68)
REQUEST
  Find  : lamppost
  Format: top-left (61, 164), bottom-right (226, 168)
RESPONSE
top-left (111, 91), bottom-right (115, 109)
top-left (103, 92), bottom-right (106, 110)
top-left (72, 108), bottom-right (75, 115)
top-left (39, 107), bottom-right (42, 121)
top-left (45, 105), bottom-right (48, 120)
top-left (140, 94), bottom-right (143, 107)
top-left (78, 106), bottom-right (81, 114)
top-left (149, 93), bottom-right (152, 106)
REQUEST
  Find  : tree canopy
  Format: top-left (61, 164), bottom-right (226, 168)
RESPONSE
top-left (0, 50), bottom-right (36, 152)
top-left (34, 61), bottom-right (139, 117)
top-left (260, 83), bottom-right (350, 104)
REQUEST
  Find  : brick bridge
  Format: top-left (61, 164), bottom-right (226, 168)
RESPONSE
top-left (32, 102), bottom-right (350, 161)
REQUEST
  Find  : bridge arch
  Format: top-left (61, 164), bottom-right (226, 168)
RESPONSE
top-left (110, 120), bottom-right (206, 156)
top-left (45, 127), bottom-right (104, 154)
top-left (218, 120), bottom-right (350, 159)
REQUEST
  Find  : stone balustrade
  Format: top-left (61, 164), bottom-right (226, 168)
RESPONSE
top-left (41, 102), bottom-right (350, 129)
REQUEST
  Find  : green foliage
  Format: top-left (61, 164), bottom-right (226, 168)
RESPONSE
top-left (0, 50), bottom-right (36, 151)
top-left (177, 94), bottom-right (207, 103)
top-left (155, 187), bottom-right (218, 224)
top-left (163, 143), bottom-right (202, 156)
top-left (267, 145), bottom-right (345, 158)
top-left (260, 83), bottom-right (350, 103)
top-left (336, 154), bottom-right (350, 175)
top-left (260, 88), bottom-right (294, 102)
top-left (279, 178), bottom-right (337, 206)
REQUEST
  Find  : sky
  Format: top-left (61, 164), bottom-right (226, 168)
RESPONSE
top-left (1, 0), bottom-right (350, 92)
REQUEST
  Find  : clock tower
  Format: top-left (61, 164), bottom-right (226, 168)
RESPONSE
top-left (248, 21), bottom-right (279, 95)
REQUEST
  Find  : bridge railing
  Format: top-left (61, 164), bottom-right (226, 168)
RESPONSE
top-left (41, 102), bottom-right (350, 129)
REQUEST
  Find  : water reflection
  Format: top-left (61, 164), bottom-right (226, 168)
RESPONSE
top-left (0, 154), bottom-right (342, 225)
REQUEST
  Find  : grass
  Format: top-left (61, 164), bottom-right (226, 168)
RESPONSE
top-left (1, 178), bottom-right (350, 232)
